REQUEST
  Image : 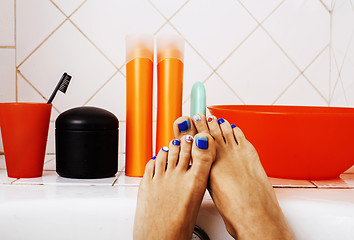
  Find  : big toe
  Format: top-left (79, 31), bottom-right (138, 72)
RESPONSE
top-left (190, 133), bottom-right (216, 176)
top-left (173, 116), bottom-right (197, 140)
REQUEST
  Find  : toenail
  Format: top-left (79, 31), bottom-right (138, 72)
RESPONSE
top-left (196, 136), bottom-right (208, 149)
top-left (162, 146), bottom-right (169, 152)
top-left (185, 135), bottom-right (193, 143)
top-left (172, 139), bottom-right (180, 146)
top-left (231, 124), bottom-right (237, 128)
top-left (193, 114), bottom-right (201, 122)
top-left (207, 116), bottom-right (213, 122)
top-left (151, 156), bottom-right (156, 160)
top-left (178, 120), bottom-right (191, 133)
top-left (218, 118), bottom-right (225, 124)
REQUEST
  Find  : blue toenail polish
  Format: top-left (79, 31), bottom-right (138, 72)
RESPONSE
top-left (151, 156), bottom-right (156, 160)
top-left (218, 118), bottom-right (225, 124)
top-left (162, 146), bottom-right (169, 152)
top-left (178, 120), bottom-right (191, 133)
top-left (172, 139), bottom-right (180, 146)
top-left (196, 136), bottom-right (208, 149)
top-left (231, 124), bottom-right (236, 128)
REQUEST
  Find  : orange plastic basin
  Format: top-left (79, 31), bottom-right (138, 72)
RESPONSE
top-left (208, 105), bottom-right (354, 180)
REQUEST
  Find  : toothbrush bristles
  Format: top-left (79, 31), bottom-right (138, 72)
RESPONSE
top-left (59, 75), bottom-right (72, 94)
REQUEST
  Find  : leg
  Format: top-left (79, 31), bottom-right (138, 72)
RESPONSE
top-left (133, 133), bottom-right (216, 240)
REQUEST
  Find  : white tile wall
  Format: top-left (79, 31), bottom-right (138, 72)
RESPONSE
top-left (0, 0), bottom-right (354, 171)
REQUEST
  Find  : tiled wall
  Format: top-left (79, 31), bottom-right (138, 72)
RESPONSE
top-left (1, 0), bottom-right (354, 161)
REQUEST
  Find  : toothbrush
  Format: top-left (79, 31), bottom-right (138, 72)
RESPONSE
top-left (47, 72), bottom-right (72, 104)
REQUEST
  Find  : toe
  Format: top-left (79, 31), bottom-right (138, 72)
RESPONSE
top-left (173, 116), bottom-right (197, 140)
top-left (218, 118), bottom-right (237, 146)
top-left (166, 139), bottom-right (180, 171)
top-left (154, 147), bottom-right (169, 177)
top-left (192, 114), bottom-right (209, 134)
top-left (233, 125), bottom-right (247, 145)
top-left (142, 159), bottom-right (155, 180)
top-left (207, 115), bottom-right (225, 145)
top-left (176, 135), bottom-right (193, 171)
top-left (190, 133), bottom-right (215, 175)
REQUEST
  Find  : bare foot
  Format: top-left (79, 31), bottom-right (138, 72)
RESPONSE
top-left (133, 133), bottom-right (216, 240)
top-left (173, 115), bottom-right (294, 240)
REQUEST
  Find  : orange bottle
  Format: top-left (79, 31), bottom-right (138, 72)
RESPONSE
top-left (156, 35), bottom-right (184, 153)
top-left (125, 34), bottom-right (154, 177)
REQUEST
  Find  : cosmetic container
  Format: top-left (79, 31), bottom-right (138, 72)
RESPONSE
top-left (55, 107), bottom-right (118, 179)
top-left (156, 34), bottom-right (184, 153)
top-left (125, 34), bottom-right (154, 177)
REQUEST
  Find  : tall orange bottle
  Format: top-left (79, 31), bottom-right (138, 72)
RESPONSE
top-left (125, 34), bottom-right (154, 177)
top-left (156, 35), bottom-right (184, 153)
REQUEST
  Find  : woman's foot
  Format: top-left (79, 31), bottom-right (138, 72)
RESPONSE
top-left (206, 116), bottom-right (294, 239)
top-left (133, 133), bottom-right (216, 240)
top-left (173, 115), bottom-right (294, 240)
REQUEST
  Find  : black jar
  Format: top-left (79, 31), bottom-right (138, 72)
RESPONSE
top-left (55, 106), bottom-right (118, 179)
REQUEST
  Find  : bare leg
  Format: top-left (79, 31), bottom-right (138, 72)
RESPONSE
top-left (133, 133), bottom-right (216, 240)
top-left (173, 115), bottom-right (294, 240)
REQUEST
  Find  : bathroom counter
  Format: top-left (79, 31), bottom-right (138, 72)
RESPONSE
top-left (1, 155), bottom-right (354, 240)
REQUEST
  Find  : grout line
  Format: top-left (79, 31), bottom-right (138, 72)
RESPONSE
top-left (303, 75), bottom-right (329, 104)
top-left (319, 0), bottom-right (331, 12)
top-left (17, 70), bottom-right (62, 114)
top-left (147, 0), bottom-right (248, 104)
top-left (214, 24), bottom-right (259, 71)
top-left (17, 18), bottom-right (67, 69)
top-left (236, 0), bottom-right (260, 24)
top-left (167, 22), bottom-right (216, 78)
top-left (49, 0), bottom-right (68, 17)
top-left (329, 26), bottom-right (354, 102)
top-left (181, 71), bottom-right (215, 105)
top-left (153, 10), bottom-right (214, 77)
top-left (0, 46), bottom-right (15, 49)
top-left (83, 70), bottom-right (119, 105)
top-left (153, 21), bottom-right (169, 36)
top-left (261, 25), bottom-right (302, 74)
top-left (339, 76), bottom-right (349, 104)
top-left (68, 0), bottom-right (88, 18)
top-left (303, 43), bottom-right (330, 74)
top-left (330, 49), bottom-right (342, 100)
top-left (68, 19), bottom-right (119, 70)
top-left (271, 73), bottom-right (302, 104)
top-left (214, 72), bottom-right (246, 104)
top-left (300, 44), bottom-right (331, 103)
top-left (260, 0), bottom-right (287, 25)
top-left (211, 0), bottom-right (285, 101)
top-left (333, 28), bottom-right (354, 104)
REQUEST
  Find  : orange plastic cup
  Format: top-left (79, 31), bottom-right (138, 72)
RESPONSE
top-left (0, 103), bottom-right (52, 178)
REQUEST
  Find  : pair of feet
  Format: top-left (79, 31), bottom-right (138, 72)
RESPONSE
top-left (133, 115), bottom-right (294, 240)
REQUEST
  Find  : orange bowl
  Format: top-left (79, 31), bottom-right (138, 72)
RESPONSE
top-left (208, 105), bottom-right (354, 180)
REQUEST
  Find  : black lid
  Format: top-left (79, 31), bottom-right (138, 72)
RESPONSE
top-left (56, 107), bottom-right (119, 130)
